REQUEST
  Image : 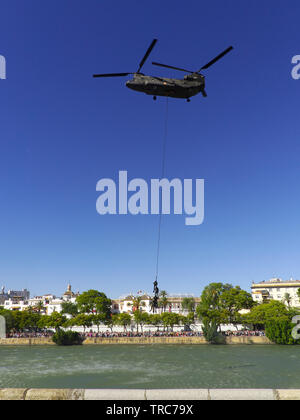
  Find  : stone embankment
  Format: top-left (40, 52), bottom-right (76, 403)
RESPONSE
top-left (0, 388), bottom-right (299, 400)
top-left (0, 336), bottom-right (272, 345)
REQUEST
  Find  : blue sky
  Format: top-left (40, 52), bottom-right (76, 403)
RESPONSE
top-left (0, 0), bottom-right (300, 298)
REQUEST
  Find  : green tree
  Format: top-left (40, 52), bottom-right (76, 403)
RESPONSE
top-left (130, 296), bottom-right (146, 313)
top-left (179, 312), bottom-right (195, 330)
top-left (196, 283), bottom-right (232, 343)
top-left (61, 302), bottom-right (79, 318)
top-left (76, 290), bottom-right (112, 318)
top-left (46, 312), bottom-right (67, 331)
top-left (242, 300), bottom-right (299, 330)
top-left (133, 310), bottom-right (149, 332)
top-left (283, 293), bottom-right (292, 307)
top-left (0, 309), bottom-right (16, 332)
top-left (181, 297), bottom-right (195, 313)
top-left (161, 312), bottom-right (179, 331)
top-left (265, 319), bottom-right (300, 345)
top-left (52, 329), bottom-right (84, 346)
top-left (33, 301), bottom-right (46, 314)
top-left (73, 314), bottom-right (93, 332)
top-left (219, 286), bottom-right (255, 328)
top-left (158, 290), bottom-right (169, 312)
top-left (104, 314), bottom-right (119, 332)
top-left (148, 314), bottom-right (162, 331)
top-left (117, 313), bottom-right (132, 331)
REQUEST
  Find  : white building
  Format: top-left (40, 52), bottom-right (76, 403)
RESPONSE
top-left (251, 278), bottom-right (300, 308)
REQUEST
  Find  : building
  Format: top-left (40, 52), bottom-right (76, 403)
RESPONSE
top-left (1, 285), bottom-right (79, 314)
top-left (251, 278), bottom-right (300, 308)
top-left (112, 293), bottom-right (201, 315)
top-left (0, 287), bottom-right (30, 306)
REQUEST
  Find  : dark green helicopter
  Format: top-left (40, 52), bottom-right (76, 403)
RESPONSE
top-left (93, 39), bottom-right (233, 102)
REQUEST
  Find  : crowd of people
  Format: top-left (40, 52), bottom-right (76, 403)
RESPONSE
top-left (222, 330), bottom-right (266, 337)
top-left (5, 329), bottom-right (266, 339)
top-left (6, 331), bottom-right (54, 338)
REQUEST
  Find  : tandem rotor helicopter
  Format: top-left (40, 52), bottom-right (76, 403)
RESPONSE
top-left (93, 39), bottom-right (233, 102)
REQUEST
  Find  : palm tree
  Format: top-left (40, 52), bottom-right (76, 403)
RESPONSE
top-left (34, 300), bottom-right (46, 314)
top-left (181, 297), bottom-right (195, 313)
top-left (159, 290), bottom-right (169, 312)
top-left (130, 296), bottom-right (146, 313)
top-left (284, 293), bottom-right (292, 307)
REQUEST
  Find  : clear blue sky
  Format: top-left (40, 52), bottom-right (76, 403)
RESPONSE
top-left (0, 0), bottom-right (300, 298)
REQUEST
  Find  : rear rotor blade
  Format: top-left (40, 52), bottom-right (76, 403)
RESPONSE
top-left (152, 62), bottom-right (194, 73)
top-left (199, 46), bottom-right (233, 71)
top-left (137, 39), bottom-right (158, 73)
top-left (93, 72), bottom-right (132, 78)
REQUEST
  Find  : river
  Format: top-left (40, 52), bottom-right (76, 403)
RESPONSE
top-left (0, 344), bottom-right (299, 389)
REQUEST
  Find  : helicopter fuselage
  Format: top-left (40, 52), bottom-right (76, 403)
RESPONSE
top-left (126, 73), bottom-right (205, 99)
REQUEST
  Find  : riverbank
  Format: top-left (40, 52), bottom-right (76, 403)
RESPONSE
top-left (0, 336), bottom-right (272, 345)
top-left (0, 388), bottom-right (299, 400)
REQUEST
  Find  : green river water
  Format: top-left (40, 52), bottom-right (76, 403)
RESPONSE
top-left (0, 345), bottom-right (299, 389)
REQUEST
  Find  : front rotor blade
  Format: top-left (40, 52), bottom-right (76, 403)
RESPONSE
top-left (137, 39), bottom-right (158, 73)
top-left (152, 62), bottom-right (194, 73)
top-left (200, 46), bottom-right (233, 71)
top-left (93, 72), bottom-right (131, 78)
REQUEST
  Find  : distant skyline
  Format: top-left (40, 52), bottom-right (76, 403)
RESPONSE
top-left (1, 1), bottom-right (300, 297)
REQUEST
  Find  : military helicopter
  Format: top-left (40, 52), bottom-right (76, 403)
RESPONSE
top-left (93, 39), bottom-right (233, 102)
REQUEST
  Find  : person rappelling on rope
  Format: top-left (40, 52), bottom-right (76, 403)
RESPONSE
top-left (151, 278), bottom-right (160, 313)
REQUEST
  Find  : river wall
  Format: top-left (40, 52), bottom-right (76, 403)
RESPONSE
top-left (0, 388), bottom-right (299, 400)
top-left (0, 336), bottom-right (272, 345)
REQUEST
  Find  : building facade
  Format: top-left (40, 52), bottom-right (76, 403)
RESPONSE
top-left (251, 278), bottom-right (300, 308)
top-left (112, 293), bottom-right (201, 315)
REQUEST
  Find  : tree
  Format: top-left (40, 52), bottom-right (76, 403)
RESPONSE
top-left (46, 312), bottom-right (67, 331)
top-left (179, 312), bottom-right (195, 330)
top-left (73, 314), bottom-right (93, 332)
top-left (242, 300), bottom-right (299, 330)
top-left (297, 288), bottom-right (300, 300)
top-left (130, 296), bottom-right (146, 313)
top-left (0, 309), bottom-right (16, 332)
top-left (265, 319), bottom-right (300, 345)
top-left (148, 314), bottom-right (162, 331)
top-left (161, 312), bottom-right (179, 331)
top-left (196, 283), bottom-right (233, 343)
top-left (133, 310), bottom-right (149, 332)
top-left (117, 313), bottom-right (132, 331)
top-left (283, 293), bottom-right (292, 307)
top-left (158, 290), bottom-right (169, 312)
top-left (219, 286), bottom-right (255, 328)
top-left (76, 290), bottom-right (112, 318)
top-left (104, 314), bottom-right (119, 332)
top-left (61, 302), bottom-right (79, 318)
top-left (52, 330), bottom-right (84, 346)
top-left (33, 300), bottom-right (46, 314)
top-left (181, 297), bottom-right (195, 313)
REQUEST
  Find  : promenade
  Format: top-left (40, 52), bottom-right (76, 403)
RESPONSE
top-left (0, 388), bottom-right (299, 400)
top-left (0, 335), bottom-right (271, 345)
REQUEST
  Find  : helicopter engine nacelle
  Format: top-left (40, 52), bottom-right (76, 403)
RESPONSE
top-left (184, 73), bottom-right (204, 82)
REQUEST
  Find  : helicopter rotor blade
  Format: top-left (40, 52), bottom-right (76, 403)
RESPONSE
top-left (199, 46), bottom-right (233, 71)
top-left (152, 62), bottom-right (194, 73)
top-left (137, 39), bottom-right (158, 73)
top-left (93, 72), bottom-right (132, 78)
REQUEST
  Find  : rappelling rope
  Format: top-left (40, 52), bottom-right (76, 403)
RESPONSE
top-left (154, 97), bottom-right (169, 287)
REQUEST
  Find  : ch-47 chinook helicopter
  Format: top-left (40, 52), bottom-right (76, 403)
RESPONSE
top-left (93, 39), bottom-right (233, 102)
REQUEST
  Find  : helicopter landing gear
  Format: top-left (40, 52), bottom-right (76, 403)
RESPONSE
top-left (153, 96), bottom-right (157, 101)
top-left (187, 98), bottom-right (191, 103)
